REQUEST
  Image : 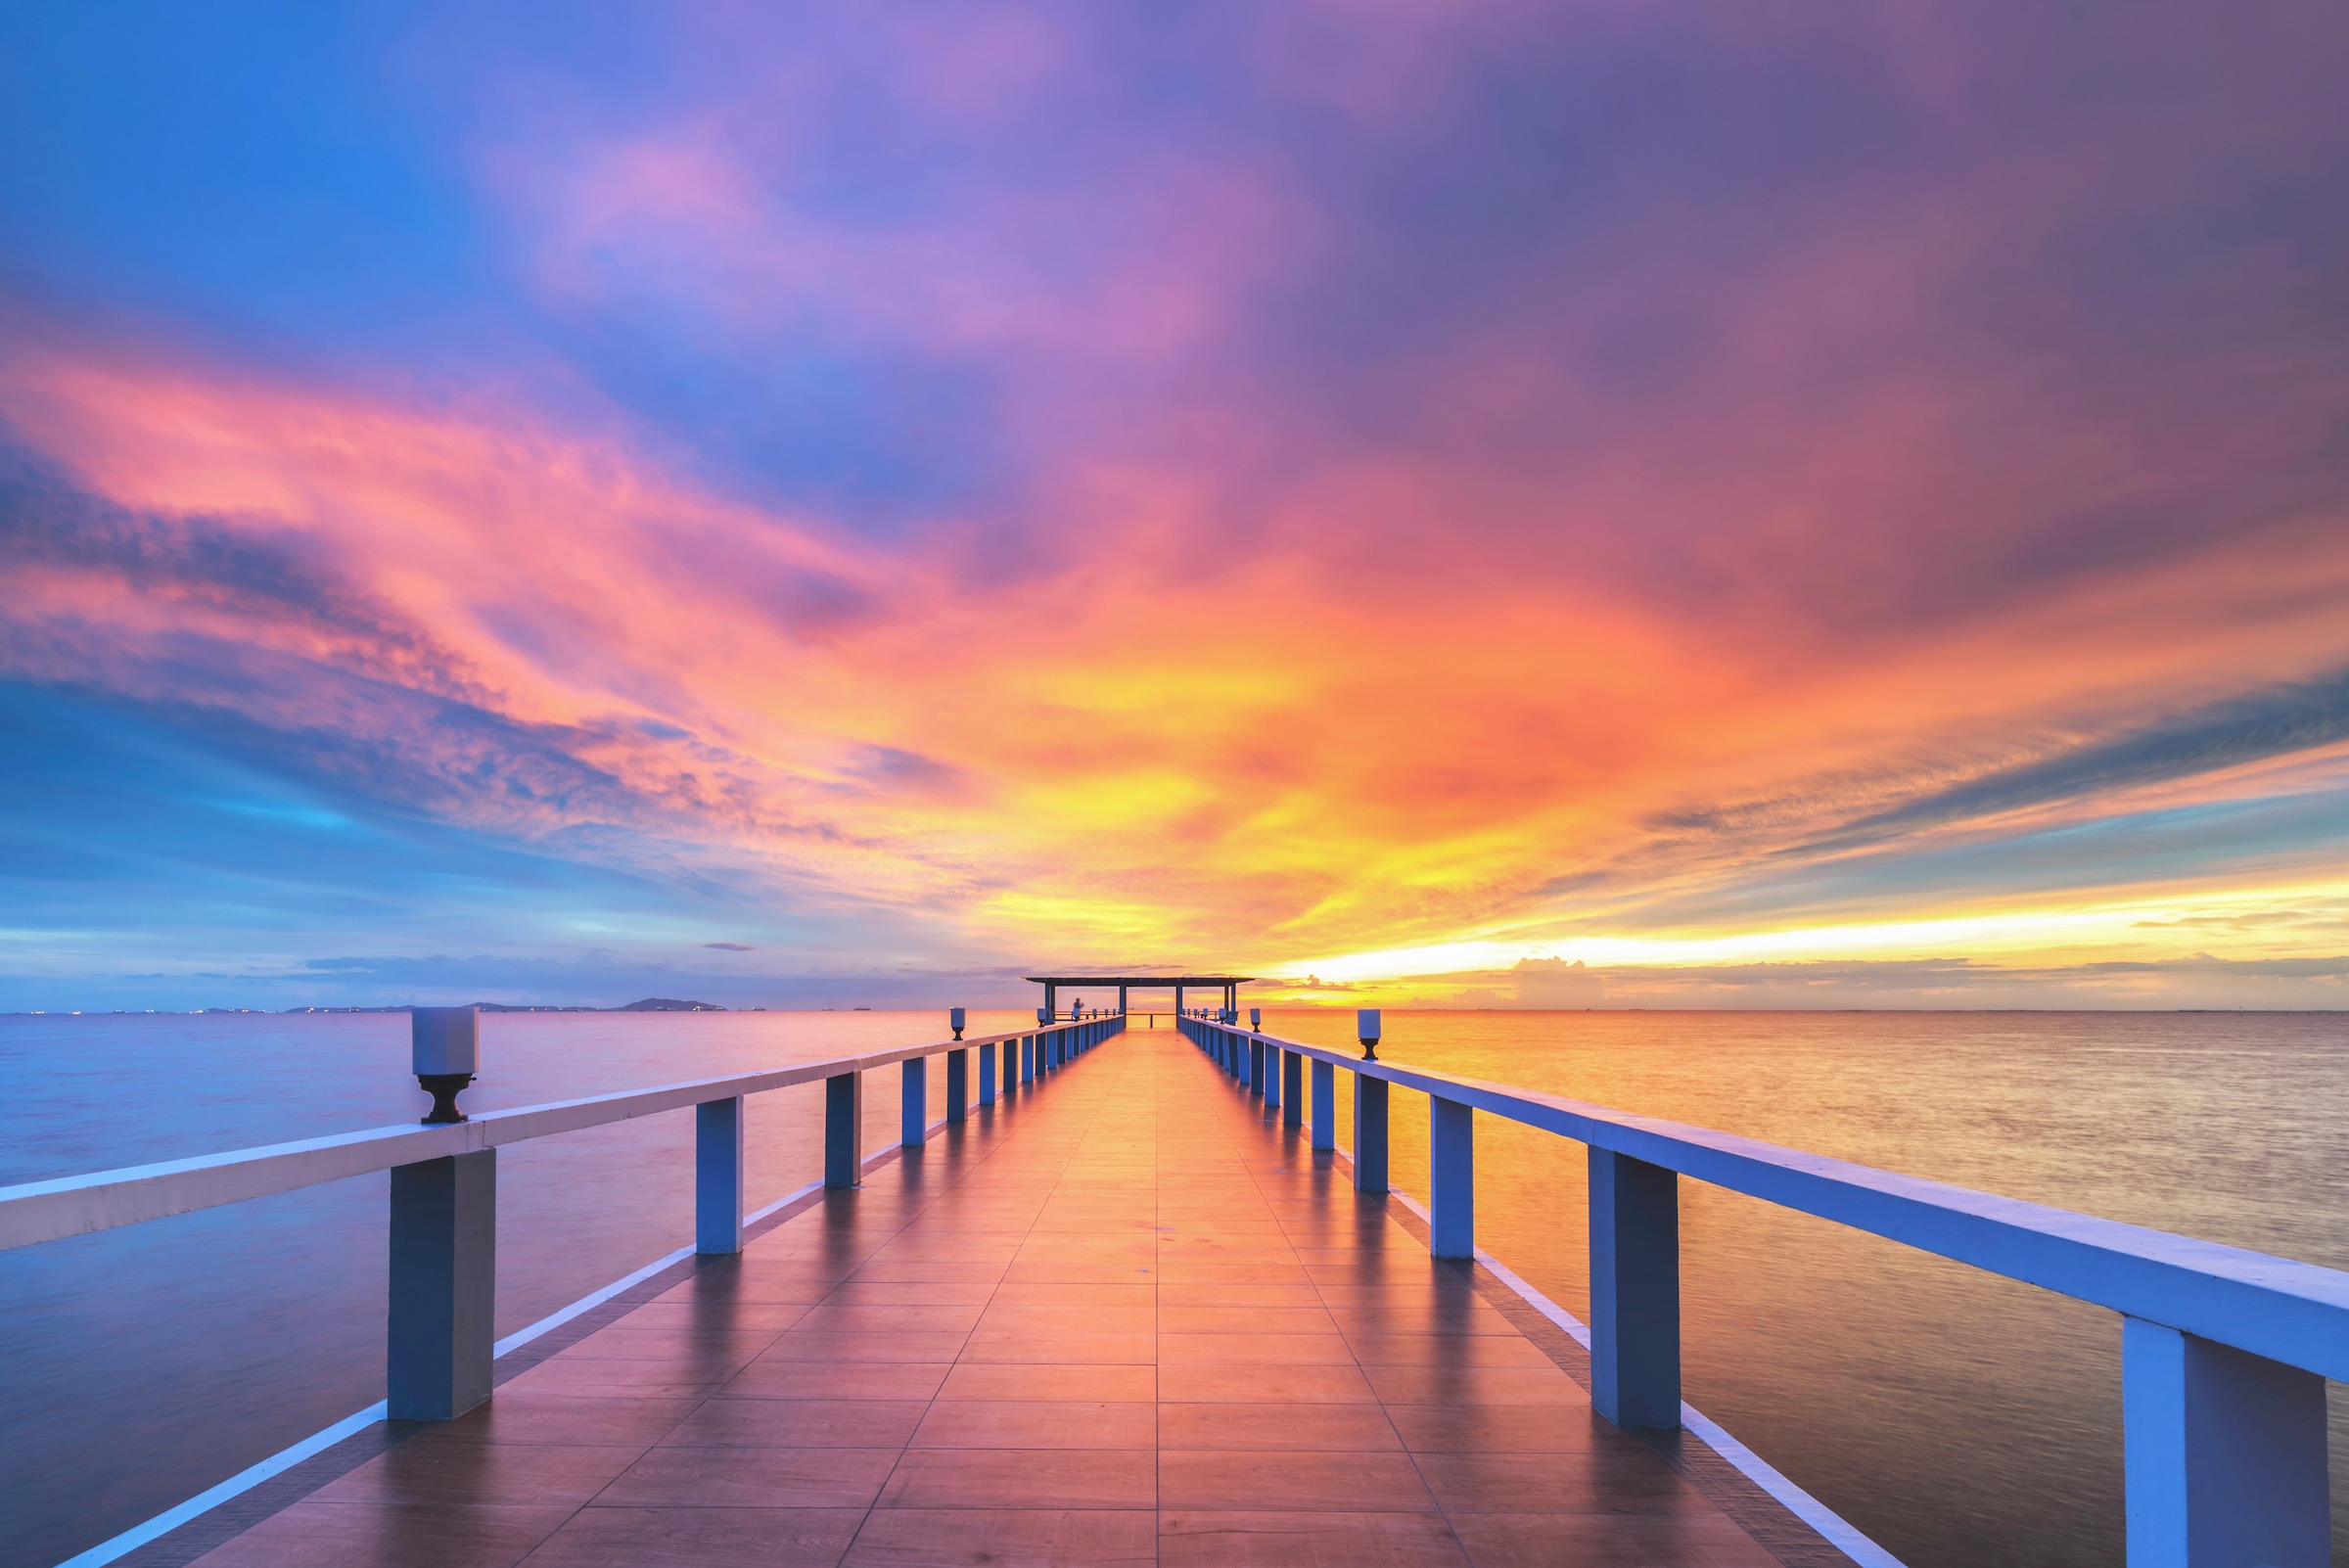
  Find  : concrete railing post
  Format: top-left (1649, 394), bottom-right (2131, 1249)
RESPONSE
top-left (825, 1071), bottom-right (863, 1187)
top-left (946, 1048), bottom-right (968, 1124)
top-left (1354, 1073), bottom-right (1389, 1193)
top-left (901, 1058), bottom-right (927, 1147)
top-left (696, 1096), bottom-right (744, 1255)
top-left (2123, 1315), bottom-right (2328, 1566)
top-left (1429, 1096), bottom-right (1473, 1260)
top-left (979, 1040), bottom-right (997, 1107)
top-left (1311, 1060), bottom-right (1335, 1151)
top-left (1282, 1050), bottom-right (1304, 1128)
top-left (1021, 1035), bottom-right (1035, 1084)
top-left (387, 1150), bottom-right (495, 1420)
top-left (1262, 1040), bottom-right (1280, 1111)
top-left (1250, 1038), bottom-right (1267, 1096)
top-left (1589, 1147), bottom-right (1679, 1430)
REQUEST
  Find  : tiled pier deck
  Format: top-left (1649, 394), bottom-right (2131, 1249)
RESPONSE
top-left (179, 1032), bottom-right (1828, 1568)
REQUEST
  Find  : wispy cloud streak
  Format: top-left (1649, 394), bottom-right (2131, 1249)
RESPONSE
top-left (3, 0), bottom-right (2349, 1005)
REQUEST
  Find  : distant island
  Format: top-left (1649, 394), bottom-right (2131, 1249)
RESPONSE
top-left (261, 998), bottom-right (730, 1014)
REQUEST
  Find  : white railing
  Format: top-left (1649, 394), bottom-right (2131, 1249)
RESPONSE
top-left (0, 1013), bottom-right (1124, 1422)
top-left (1180, 1013), bottom-right (2344, 1568)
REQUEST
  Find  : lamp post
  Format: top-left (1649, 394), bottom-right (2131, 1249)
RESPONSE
top-left (412, 1005), bottom-right (478, 1124)
top-left (1358, 1007), bottom-right (1381, 1062)
top-left (949, 1006), bottom-right (966, 1040)
top-left (1250, 1007), bottom-right (1261, 1030)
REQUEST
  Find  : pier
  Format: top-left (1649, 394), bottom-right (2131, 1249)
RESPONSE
top-left (8, 1010), bottom-right (2349, 1567)
top-left (100, 1029), bottom-right (1813, 1567)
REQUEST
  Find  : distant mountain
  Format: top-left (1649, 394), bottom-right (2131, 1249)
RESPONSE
top-left (615, 996), bottom-right (727, 1012)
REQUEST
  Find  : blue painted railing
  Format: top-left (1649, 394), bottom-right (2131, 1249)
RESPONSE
top-left (1180, 1012), bottom-right (2344, 1568)
top-left (0, 1012), bottom-right (1124, 1422)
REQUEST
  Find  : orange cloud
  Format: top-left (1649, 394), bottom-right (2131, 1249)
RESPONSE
top-left (6, 308), bottom-right (2349, 987)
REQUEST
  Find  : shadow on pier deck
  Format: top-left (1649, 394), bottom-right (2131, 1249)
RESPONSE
top-left (153, 1033), bottom-right (1840, 1568)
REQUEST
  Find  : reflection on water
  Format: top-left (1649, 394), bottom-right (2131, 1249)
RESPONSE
top-left (5, 1009), bottom-right (2346, 1567)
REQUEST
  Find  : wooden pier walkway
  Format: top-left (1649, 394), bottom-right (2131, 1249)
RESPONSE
top-left (166, 1031), bottom-right (1826, 1568)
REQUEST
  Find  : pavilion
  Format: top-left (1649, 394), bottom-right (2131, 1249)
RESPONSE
top-left (1025, 973), bottom-right (1253, 1020)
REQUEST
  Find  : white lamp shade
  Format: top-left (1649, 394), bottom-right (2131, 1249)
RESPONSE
top-left (1357, 1008), bottom-right (1382, 1041)
top-left (412, 1006), bottom-right (480, 1076)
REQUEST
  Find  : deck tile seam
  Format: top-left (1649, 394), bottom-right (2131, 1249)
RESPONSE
top-left (1143, 1042), bottom-right (1456, 1560)
top-left (120, 1082), bottom-right (1036, 1568)
top-left (1192, 1043), bottom-right (1775, 1560)
top-left (846, 1035), bottom-right (1149, 1560)
top-left (1179, 1043), bottom-right (1478, 1558)
top-left (1279, 1054), bottom-right (1844, 1568)
top-left (526, 1046), bottom-right (1115, 1565)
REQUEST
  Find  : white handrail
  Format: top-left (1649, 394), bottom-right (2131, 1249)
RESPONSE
top-left (0, 1022), bottom-right (1085, 1251)
top-left (1182, 1015), bottom-right (2345, 1562)
top-left (1238, 1027), bottom-right (2349, 1379)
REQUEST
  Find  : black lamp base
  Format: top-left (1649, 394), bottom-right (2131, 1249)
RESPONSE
top-left (418, 1073), bottom-right (474, 1124)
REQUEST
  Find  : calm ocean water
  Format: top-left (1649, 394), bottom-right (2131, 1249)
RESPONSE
top-left (4, 1008), bottom-right (2346, 1566)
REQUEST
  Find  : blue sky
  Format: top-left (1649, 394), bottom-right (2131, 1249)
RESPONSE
top-left (6, 1), bottom-right (2349, 1010)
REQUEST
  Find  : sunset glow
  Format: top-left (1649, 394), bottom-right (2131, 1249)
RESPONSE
top-left (5, 3), bottom-right (2348, 1008)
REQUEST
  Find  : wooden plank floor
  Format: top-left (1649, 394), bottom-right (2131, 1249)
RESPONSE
top-left (184, 1030), bottom-right (1803, 1567)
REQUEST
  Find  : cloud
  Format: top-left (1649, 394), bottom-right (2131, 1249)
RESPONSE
top-left (1804, 669), bottom-right (2349, 852)
top-left (5, 2), bottom-right (2349, 1004)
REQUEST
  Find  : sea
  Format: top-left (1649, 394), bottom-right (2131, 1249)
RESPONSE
top-left (3, 1008), bottom-right (2346, 1567)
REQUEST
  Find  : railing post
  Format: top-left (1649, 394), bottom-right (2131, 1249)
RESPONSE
top-left (1250, 1038), bottom-right (1267, 1096)
top-left (2123, 1315), bottom-right (2327, 1566)
top-left (825, 1071), bottom-right (863, 1186)
top-left (1353, 1073), bottom-right (1389, 1193)
top-left (979, 1039), bottom-right (997, 1107)
top-left (695, 1096), bottom-right (744, 1255)
top-left (1021, 1034), bottom-right (1035, 1084)
top-left (1262, 1040), bottom-right (1280, 1111)
top-left (1003, 1036), bottom-right (1018, 1093)
top-left (1428, 1095), bottom-right (1474, 1259)
top-left (387, 1150), bottom-right (495, 1420)
top-left (901, 1058), bottom-right (927, 1147)
top-left (1282, 1049), bottom-right (1303, 1127)
top-left (946, 1048), bottom-right (968, 1123)
top-left (1589, 1147), bottom-right (1679, 1430)
top-left (1311, 1059), bottom-right (1335, 1151)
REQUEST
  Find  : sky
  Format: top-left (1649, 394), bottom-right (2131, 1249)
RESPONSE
top-left (5, 0), bottom-right (2349, 1011)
